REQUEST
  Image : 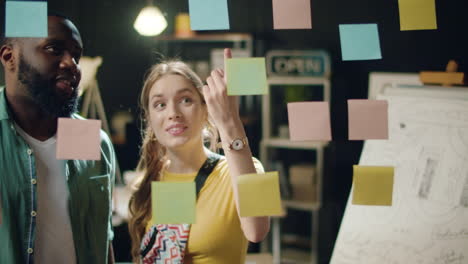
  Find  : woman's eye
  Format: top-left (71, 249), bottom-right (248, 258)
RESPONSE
top-left (153, 102), bottom-right (165, 109)
top-left (181, 97), bottom-right (193, 104)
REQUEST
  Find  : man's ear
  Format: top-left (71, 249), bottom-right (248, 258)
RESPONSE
top-left (0, 45), bottom-right (16, 72)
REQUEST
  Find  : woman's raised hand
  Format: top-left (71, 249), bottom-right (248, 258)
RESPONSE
top-left (203, 48), bottom-right (241, 133)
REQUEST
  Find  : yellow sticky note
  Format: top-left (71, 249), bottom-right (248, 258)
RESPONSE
top-left (398, 0), bottom-right (437, 31)
top-left (238, 172), bottom-right (283, 217)
top-left (152, 182), bottom-right (196, 224)
top-left (352, 166), bottom-right (394, 206)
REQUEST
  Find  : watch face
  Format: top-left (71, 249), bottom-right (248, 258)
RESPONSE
top-left (232, 139), bottom-right (245, 150)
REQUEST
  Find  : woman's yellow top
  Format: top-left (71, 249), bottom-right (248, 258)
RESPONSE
top-left (146, 158), bottom-right (264, 264)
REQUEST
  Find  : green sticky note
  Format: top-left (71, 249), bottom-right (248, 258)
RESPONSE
top-left (399, 0), bottom-right (437, 31)
top-left (226, 58), bottom-right (268, 96)
top-left (339, 24), bottom-right (382, 61)
top-left (5, 1), bottom-right (48, 37)
top-left (238, 171), bottom-right (283, 217)
top-left (152, 182), bottom-right (196, 224)
top-left (352, 166), bottom-right (394, 206)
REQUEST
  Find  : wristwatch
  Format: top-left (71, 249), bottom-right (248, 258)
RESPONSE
top-left (218, 137), bottom-right (248, 151)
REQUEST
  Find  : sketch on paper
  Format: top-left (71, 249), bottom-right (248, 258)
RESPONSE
top-left (331, 95), bottom-right (468, 264)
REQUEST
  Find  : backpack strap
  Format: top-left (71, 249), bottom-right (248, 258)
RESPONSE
top-left (140, 151), bottom-right (221, 259)
top-left (195, 152), bottom-right (221, 197)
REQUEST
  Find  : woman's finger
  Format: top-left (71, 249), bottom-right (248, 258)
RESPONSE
top-left (211, 70), bottom-right (226, 95)
top-left (216, 68), bottom-right (225, 78)
top-left (223, 48), bottom-right (232, 82)
top-left (206, 76), bottom-right (216, 93)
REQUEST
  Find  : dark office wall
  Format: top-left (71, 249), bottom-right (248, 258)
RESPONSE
top-left (5, 0), bottom-right (468, 262)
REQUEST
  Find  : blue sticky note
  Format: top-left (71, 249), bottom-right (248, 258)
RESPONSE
top-left (5, 1), bottom-right (47, 37)
top-left (339, 24), bottom-right (382, 61)
top-left (188, 0), bottom-right (230, 30)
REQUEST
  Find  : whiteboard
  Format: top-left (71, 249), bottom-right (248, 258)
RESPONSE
top-left (331, 74), bottom-right (468, 264)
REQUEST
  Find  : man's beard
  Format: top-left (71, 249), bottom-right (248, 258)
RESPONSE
top-left (17, 54), bottom-right (79, 117)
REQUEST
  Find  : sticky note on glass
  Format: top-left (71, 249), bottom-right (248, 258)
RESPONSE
top-left (339, 24), bottom-right (382, 61)
top-left (353, 166), bottom-right (394, 206)
top-left (272, 0), bottom-right (312, 29)
top-left (287, 101), bottom-right (332, 141)
top-left (56, 118), bottom-right (101, 160)
top-left (226, 58), bottom-right (268, 95)
top-left (5, 1), bottom-right (47, 37)
top-left (152, 182), bottom-right (196, 224)
top-left (188, 0), bottom-right (230, 30)
top-left (348, 99), bottom-right (388, 140)
top-left (398, 0), bottom-right (437, 31)
top-left (238, 172), bottom-right (282, 217)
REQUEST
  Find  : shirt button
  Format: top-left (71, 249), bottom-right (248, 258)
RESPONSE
top-left (27, 248), bottom-right (34, 254)
top-left (27, 149), bottom-right (33, 155)
top-left (31, 211), bottom-right (37, 217)
top-left (31, 179), bottom-right (37, 185)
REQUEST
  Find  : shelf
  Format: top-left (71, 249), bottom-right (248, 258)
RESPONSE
top-left (281, 248), bottom-right (317, 264)
top-left (153, 33), bottom-right (252, 43)
top-left (261, 138), bottom-right (328, 150)
top-left (282, 200), bottom-right (320, 212)
top-left (268, 76), bottom-right (330, 85)
top-left (282, 233), bottom-right (312, 249)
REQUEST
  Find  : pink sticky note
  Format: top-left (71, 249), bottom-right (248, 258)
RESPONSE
top-left (57, 118), bottom-right (101, 160)
top-left (272, 0), bottom-right (312, 29)
top-left (348, 99), bottom-right (388, 140)
top-left (287, 102), bottom-right (332, 141)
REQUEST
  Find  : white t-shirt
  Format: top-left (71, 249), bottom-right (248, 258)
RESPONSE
top-left (15, 124), bottom-right (76, 264)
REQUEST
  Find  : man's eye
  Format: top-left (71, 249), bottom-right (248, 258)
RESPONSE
top-left (45, 45), bottom-right (63, 55)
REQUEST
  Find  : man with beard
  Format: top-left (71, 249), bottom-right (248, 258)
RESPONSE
top-left (0, 14), bottom-right (116, 264)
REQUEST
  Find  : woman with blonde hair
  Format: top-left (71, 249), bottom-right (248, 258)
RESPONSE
top-left (128, 49), bottom-right (270, 263)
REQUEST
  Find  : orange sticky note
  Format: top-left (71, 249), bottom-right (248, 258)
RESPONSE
top-left (57, 118), bottom-right (101, 160)
top-left (352, 165), bottom-right (394, 206)
top-left (272, 0), bottom-right (312, 29)
top-left (398, 0), bottom-right (437, 31)
top-left (348, 99), bottom-right (388, 140)
top-left (287, 102), bottom-right (332, 141)
top-left (238, 172), bottom-right (283, 217)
